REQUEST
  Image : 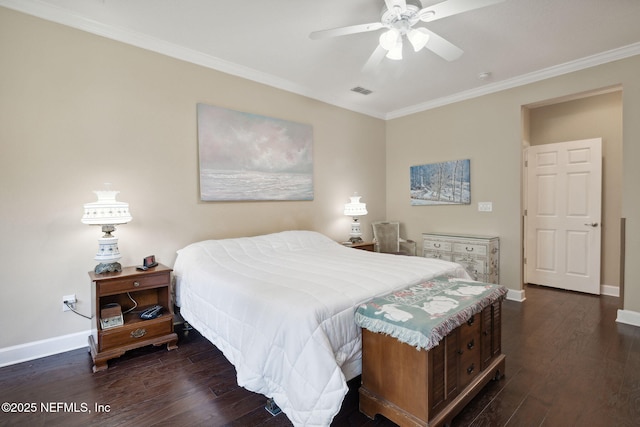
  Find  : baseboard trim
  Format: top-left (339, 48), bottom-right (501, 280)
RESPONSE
top-left (506, 288), bottom-right (526, 302)
top-left (0, 330), bottom-right (90, 368)
top-left (616, 309), bottom-right (640, 327)
top-left (0, 293), bottom-right (625, 367)
top-left (601, 284), bottom-right (620, 297)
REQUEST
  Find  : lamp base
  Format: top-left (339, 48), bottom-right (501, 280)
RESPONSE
top-left (349, 219), bottom-right (364, 244)
top-left (95, 262), bottom-right (122, 274)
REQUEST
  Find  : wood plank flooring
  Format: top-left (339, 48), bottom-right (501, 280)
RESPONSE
top-left (1, 284), bottom-right (639, 426)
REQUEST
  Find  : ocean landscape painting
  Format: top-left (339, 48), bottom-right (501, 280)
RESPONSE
top-left (410, 159), bottom-right (470, 205)
top-left (197, 103), bottom-right (313, 201)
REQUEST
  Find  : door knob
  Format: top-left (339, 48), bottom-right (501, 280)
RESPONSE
top-left (584, 222), bottom-right (599, 227)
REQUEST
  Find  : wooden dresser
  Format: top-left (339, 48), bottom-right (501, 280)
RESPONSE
top-left (359, 300), bottom-right (505, 427)
top-left (422, 233), bottom-right (500, 284)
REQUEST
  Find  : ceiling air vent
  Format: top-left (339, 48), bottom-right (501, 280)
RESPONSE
top-left (351, 86), bottom-right (373, 95)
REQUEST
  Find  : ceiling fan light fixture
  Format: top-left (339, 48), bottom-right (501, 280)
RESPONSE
top-left (407, 28), bottom-right (430, 52)
top-left (386, 40), bottom-right (403, 60)
top-left (311, 0), bottom-right (503, 68)
top-left (379, 29), bottom-right (400, 51)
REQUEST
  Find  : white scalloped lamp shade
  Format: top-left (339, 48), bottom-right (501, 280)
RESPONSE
top-left (344, 195), bottom-right (368, 217)
top-left (81, 190), bottom-right (132, 226)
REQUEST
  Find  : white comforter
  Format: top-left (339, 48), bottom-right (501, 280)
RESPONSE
top-left (174, 230), bottom-right (470, 426)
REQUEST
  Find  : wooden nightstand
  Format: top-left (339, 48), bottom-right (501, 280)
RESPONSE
top-left (88, 264), bottom-right (178, 372)
top-left (349, 241), bottom-right (375, 252)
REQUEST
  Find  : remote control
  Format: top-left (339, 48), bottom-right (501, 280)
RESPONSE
top-left (140, 305), bottom-right (163, 320)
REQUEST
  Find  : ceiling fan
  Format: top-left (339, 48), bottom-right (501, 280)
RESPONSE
top-left (310, 0), bottom-right (505, 71)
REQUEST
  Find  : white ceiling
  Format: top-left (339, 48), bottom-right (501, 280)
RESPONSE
top-left (4, 0), bottom-right (640, 119)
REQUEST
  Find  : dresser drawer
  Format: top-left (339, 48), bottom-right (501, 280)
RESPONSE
top-left (453, 255), bottom-right (486, 274)
top-left (458, 314), bottom-right (481, 388)
top-left (100, 316), bottom-right (172, 351)
top-left (423, 250), bottom-right (453, 261)
top-left (459, 345), bottom-right (481, 389)
top-left (423, 240), bottom-right (452, 252)
top-left (452, 242), bottom-right (487, 256)
top-left (97, 272), bottom-right (170, 296)
top-left (459, 314), bottom-right (481, 343)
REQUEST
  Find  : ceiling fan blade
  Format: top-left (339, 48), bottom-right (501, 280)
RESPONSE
top-left (309, 22), bottom-right (384, 40)
top-left (419, 0), bottom-right (504, 22)
top-left (384, 0), bottom-right (408, 12)
top-left (362, 45), bottom-right (388, 73)
top-left (420, 28), bottom-right (463, 61)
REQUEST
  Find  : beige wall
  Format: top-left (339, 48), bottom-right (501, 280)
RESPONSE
top-left (386, 93), bottom-right (524, 290)
top-left (0, 8), bottom-right (386, 348)
top-left (3, 6), bottom-right (640, 353)
top-left (528, 91), bottom-right (623, 289)
top-left (386, 57), bottom-right (640, 313)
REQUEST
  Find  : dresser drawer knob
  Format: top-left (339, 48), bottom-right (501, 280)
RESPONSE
top-left (133, 281), bottom-right (140, 287)
top-left (130, 328), bottom-right (146, 338)
top-left (466, 246), bottom-right (474, 252)
top-left (467, 339), bottom-right (475, 350)
top-left (434, 243), bottom-right (441, 248)
top-left (467, 315), bottom-right (475, 326)
top-left (467, 363), bottom-right (475, 375)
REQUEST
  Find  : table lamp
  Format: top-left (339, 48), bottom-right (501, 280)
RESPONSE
top-left (344, 192), bottom-right (367, 243)
top-left (82, 187), bottom-right (132, 273)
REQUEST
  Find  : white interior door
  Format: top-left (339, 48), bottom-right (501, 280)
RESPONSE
top-left (525, 138), bottom-right (602, 294)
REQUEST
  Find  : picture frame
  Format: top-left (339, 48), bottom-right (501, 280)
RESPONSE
top-left (410, 159), bottom-right (470, 205)
top-left (197, 103), bottom-right (314, 201)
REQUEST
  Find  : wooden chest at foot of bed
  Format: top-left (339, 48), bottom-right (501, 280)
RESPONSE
top-left (359, 301), bottom-right (505, 427)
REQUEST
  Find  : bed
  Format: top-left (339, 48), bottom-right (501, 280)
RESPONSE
top-left (173, 230), bottom-right (471, 426)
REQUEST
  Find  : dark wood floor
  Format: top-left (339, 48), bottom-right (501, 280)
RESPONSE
top-left (1, 284), bottom-right (639, 426)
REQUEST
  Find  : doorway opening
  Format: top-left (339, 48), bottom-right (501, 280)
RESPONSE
top-left (522, 86), bottom-right (623, 299)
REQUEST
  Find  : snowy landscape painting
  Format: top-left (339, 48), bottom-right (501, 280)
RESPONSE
top-left (197, 103), bottom-right (313, 201)
top-left (410, 159), bottom-right (470, 205)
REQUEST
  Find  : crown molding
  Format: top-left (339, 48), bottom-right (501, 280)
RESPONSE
top-left (386, 42), bottom-right (640, 119)
top-left (0, 0), bottom-right (385, 119)
top-left (2, 0), bottom-right (638, 121)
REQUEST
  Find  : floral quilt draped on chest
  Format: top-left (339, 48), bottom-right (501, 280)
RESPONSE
top-left (355, 276), bottom-right (507, 350)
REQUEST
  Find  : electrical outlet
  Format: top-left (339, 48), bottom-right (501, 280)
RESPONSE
top-left (63, 294), bottom-right (76, 312)
top-left (478, 202), bottom-right (493, 212)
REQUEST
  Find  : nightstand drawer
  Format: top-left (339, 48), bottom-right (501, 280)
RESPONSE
top-left (100, 316), bottom-right (172, 351)
top-left (97, 272), bottom-right (169, 296)
top-left (351, 242), bottom-right (375, 252)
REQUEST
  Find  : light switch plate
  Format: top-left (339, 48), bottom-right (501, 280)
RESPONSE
top-left (478, 202), bottom-right (493, 212)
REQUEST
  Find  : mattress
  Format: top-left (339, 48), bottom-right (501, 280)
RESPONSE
top-left (173, 230), bottom-right (470, 426)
